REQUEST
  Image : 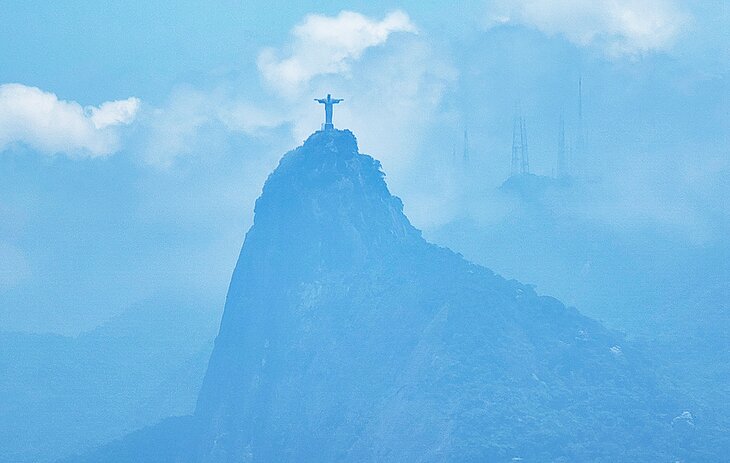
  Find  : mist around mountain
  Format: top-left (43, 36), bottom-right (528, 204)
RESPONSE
top-left (431, 170), bottom-right (730, 438)
top-left (0, 297), bottom-right (216, 463)
top-left (65, 129), bottom-right (727, 462)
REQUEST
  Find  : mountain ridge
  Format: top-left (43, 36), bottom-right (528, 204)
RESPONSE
top-left (70, 128), bottom-right (720, 462)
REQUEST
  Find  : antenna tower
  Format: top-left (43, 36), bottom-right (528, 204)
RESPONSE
top-left (511, 115), bottom-right (529, 175)
top-left (575, 76), bottom-right (585, 176)
top-left (557, 115), bottom-right (567, 178)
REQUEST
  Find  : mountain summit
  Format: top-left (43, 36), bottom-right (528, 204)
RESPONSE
top-left (77, 129), bottom-right (706, 462)
top-left (212, 129), bottom-right (422, 278)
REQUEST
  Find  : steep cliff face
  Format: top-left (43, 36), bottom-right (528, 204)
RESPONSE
top-left (194, 129), bottom-right (429, 460)
top-left (189, 129), bottom-right (696, 462)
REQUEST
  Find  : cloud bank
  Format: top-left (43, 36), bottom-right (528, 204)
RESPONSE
top-left (486, 0), bottom-right (690, 57)
top-left (0, 84), bottom-right (140, 157)
top-left (145, 10), bottom-right (454, 178)
top-left (257, 10), bottom-right (417, 94)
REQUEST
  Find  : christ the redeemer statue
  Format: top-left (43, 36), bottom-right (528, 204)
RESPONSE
top-left (315, 94), bottom-right (343, 131)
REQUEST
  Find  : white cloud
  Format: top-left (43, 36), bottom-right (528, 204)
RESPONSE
top-left (257, 10), bottom-right (417, 94)
top-left (218, 100), bottom-right (286, 134)
top-left (485, 0), bottom-right (690, 57)
top-left (0, 83), bottom-right (140, 157)
top-left (89, 98), bottom-right (140, 129)
top-left (142, 87), bottom-right (212, 167)
top-left (146, 11), bottom-right (449, 169)
top-left (141, 86), bottom-right (288, 167)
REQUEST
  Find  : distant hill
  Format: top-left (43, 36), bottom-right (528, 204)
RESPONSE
top-left (0, 297), bottom-right (216, 463)
top-left (434, 171), bottom-right (730, 440)
top-left (500, 172), bottom-right (572, 202)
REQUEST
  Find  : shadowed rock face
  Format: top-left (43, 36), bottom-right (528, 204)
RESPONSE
top-left (74, 129), bottom-right (716, 463)
top-left (190, 129), bottom-right (694, 462)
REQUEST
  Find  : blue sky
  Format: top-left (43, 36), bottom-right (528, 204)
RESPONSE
top-left (1, 0), bottom-right (728, 334)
